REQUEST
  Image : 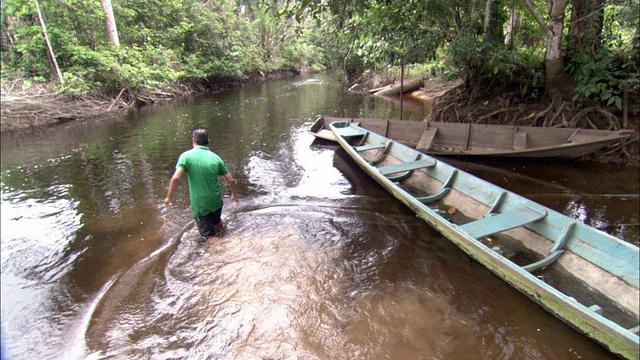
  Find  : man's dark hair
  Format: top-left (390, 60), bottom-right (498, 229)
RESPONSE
top-left (191, 128), bottom-right (209, 146)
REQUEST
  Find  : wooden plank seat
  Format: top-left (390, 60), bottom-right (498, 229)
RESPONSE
top-left (378, 158), bottom-right (436, 176)
top-left (513, 132), bottom-right (528, 150)
top-left (335, 126), bottom-right (367, 138)
top-left (416, 126), bottom-right (438, 151)
top-left (356, 143), bottom-right (388, 152)
top-left (458, 204), bottom-right (547, 239)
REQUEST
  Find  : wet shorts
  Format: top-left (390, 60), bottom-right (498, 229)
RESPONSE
top-left (195, 208), bottom-right (222, 239)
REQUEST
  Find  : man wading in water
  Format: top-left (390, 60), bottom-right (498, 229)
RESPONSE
top-left (164, 128), bottom-right (239, 243)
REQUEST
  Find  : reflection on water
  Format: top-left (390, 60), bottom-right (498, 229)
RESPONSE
top-left (1, 73), bottom-right (633, 359)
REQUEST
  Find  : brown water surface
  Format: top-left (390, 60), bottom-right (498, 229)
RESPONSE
top-left (1, 73), bottom-right (636, 359)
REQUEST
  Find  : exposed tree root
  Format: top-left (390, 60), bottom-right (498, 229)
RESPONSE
top-left (1, 78), bottom-right (222, 133)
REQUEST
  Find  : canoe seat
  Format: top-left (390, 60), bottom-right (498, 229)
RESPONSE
top-left (378, 158), bottom-right (436, 176)
top-left (356, 144), bottom-right (387, 152)
top-left (417, 170), bottom-right (458, 204)
top-left (335, 126), bottom-right (366, 138)
top-left (513, 132), bottom-right (527, 150)
top-left (458, 204), bottom-right (547, 239)
top-left (416, 127), bottom-right (438, 151)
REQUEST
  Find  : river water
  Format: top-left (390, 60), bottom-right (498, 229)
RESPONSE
top-left (1, 73), bottom-right (637, 360)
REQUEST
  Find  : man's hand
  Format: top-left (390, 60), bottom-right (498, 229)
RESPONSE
top-left (224, 173), bottom-right (240, 205)
top-left (165, 167), bottom-right (184, 207)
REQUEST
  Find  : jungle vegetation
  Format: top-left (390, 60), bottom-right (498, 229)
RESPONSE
top-left (1, 0), bottom-right (639, 143)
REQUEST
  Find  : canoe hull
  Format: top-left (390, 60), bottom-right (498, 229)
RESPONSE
top-left (329, 121), bottom-right (639, 359)
top-left (311, 117), bottom-right (633, 159)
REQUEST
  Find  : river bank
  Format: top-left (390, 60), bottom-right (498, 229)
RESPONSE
top-left (2, 72), bottom-right (637, 166)
top-left (0, 71), bottom-right (300, 133)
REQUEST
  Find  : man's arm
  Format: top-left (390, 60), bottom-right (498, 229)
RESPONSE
top-left (164, 167), bottom-right (185, 205)
top-left (223, 173), bottom-right (239, 205)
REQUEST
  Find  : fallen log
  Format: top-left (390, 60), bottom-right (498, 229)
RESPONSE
top-left (372, 77), bottom-right (423, 96)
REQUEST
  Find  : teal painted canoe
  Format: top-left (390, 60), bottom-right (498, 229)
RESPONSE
top-left (328, 121), bottom-right (639, 359)
top-left (311, 116), bottom-right (633, 158)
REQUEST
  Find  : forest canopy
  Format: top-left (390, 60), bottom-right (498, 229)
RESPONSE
top-left (1, 0), bottom-right (639, 132)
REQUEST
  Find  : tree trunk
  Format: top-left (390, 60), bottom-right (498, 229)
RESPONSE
top-left (483, 0), bottom-right (494, 43)
top-left (522, 0), bottom-right (572, 109)
top-left (632, 21), bottom-right (639, 51)
top-left (400, 60), bottom-right (405, 120)
top-left (566, 0), bottom-right (605, 60)
top-left (34, 0), bottom-right (64, 85)
top-left (101, 0), bottom-right (120, 48)
top-left (3, 14), bottom-right (19, 45)
top-left (342, 39), bottom-right (354, 94)
top-left (504, 5), bottom-right (520, 49)
top-left (546, 0), bottom-right (572, 108)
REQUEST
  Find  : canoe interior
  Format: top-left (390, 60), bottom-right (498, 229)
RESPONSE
top-left (315, 117), bottom-right (632, 158)
top-left (328, 121), bottom-right (639, 359)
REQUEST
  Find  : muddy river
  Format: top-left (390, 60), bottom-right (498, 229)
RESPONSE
top-left (1, 73), bottom-right (637, 359)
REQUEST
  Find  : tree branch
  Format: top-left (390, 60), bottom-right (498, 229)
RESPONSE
top-left (521, 0), bottom-right (552, 37)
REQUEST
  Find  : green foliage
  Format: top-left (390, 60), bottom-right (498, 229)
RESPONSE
top-left (1, 0), bottom-right (638, 107)
top-left (447, 32), bottom-right (545, 88)
top-left (569, 50), bottom-right (639, 110)
top-left (0, 0), bottom-right (327, 95)
top-left (604, 0), bottom-right (639, 48)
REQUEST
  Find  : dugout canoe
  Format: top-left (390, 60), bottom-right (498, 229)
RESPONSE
top-left (310, 117), bottom-right (633, 158)
top-left (328, 121), bottom-right (639, 359)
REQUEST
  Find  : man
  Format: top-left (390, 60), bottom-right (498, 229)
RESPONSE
top-left (164, 128), bottom-right (239, 243)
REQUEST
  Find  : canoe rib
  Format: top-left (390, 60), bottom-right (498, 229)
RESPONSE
top-left (522, 222), bottom-right (575, 272)
top-left (417, 169), bottom-right (458, 204)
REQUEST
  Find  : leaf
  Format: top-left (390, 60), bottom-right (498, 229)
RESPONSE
top-left (614, 97), bottom-right (622, 110)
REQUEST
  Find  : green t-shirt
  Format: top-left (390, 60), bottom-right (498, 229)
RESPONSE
top-left (176, 145), bottom-right (229, 218)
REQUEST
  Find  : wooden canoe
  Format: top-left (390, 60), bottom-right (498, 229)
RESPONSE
top-left (310, 117), bottom-right (633, 158)
top-left (328, 121), bottom-right (639, 359)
